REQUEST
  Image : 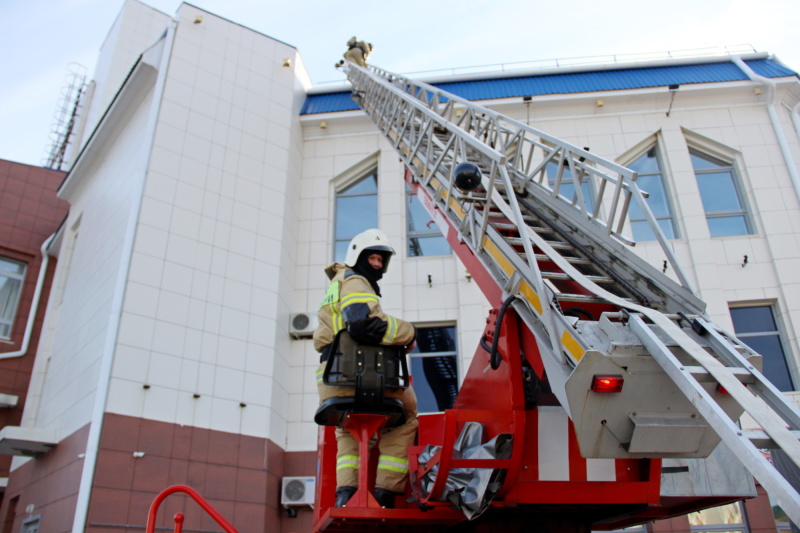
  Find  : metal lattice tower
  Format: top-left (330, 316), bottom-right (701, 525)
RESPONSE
top-left (44, 63), bottom-right (87, 170)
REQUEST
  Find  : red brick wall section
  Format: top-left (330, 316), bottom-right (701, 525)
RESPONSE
top-left (744, 484), bottom-right (780, 533)
top-left (649, 513), bottom-right (691, 532)
top-left (0, 159), bottom-right (68, 254)
top-left (281, 445), bottom-right (317, 533)
top-left (0, 422), bottom-right (88, 533)
top-left (0, 160), bottom-right (68, 490)
top-left (85, 414), bottom-right (315, 533)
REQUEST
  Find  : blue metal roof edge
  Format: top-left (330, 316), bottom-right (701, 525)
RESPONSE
top-left (300, 58), bottom-right (797, 115)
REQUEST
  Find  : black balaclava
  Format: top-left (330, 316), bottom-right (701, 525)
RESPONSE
top-left (353, 250), bottom-right (386, 296)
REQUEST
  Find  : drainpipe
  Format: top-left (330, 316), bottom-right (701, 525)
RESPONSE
top-left (793, 102), bottom-right (800, 139)
top-left (71, 17), bottom-right (179, 533)
top-left (0, 233), bottom-right (56, 360)
top-left (732, 56), bottom-right (800, 206)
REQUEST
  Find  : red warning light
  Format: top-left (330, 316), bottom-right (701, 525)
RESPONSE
top-left (716, 384), bottom-right (729, 394)
top-left (591, 375), bottom-right (624, 393)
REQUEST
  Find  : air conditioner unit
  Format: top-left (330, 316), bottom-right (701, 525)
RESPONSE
top-left (289, 312), bottom-right (318, 339)
top-left (281, 476), bottom-right (315, 506)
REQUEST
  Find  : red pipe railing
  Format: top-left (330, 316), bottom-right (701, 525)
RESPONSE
top-left (146, 485), bottom-right (238, 533)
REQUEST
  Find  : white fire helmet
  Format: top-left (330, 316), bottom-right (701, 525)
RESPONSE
top-left (344, 229), bottom-right (395, 274)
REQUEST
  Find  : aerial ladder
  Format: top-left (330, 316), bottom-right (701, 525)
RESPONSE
top-left (312, 61), bottom-right (800, 532)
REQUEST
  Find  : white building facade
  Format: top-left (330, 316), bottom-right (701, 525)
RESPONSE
top-left (1, 1), bottom-right (798, 532)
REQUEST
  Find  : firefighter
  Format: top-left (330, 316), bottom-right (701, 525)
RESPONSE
top-left (314, 228), bottom-right (418, 509)
top-left (341, 36), bottom-right (372, 67)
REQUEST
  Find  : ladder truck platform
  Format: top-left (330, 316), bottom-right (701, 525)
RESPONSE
top-left (309, 60), bottom-right (800, 532)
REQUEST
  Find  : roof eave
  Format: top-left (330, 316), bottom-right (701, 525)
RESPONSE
top-left (58, 51), bottom-right (160, 199)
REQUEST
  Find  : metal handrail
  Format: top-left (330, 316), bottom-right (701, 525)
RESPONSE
top-left (146, 485), bottom-right (238, 533)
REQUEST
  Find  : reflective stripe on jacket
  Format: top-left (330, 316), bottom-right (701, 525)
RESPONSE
top-left (313, 263), bottom-right (415, 353)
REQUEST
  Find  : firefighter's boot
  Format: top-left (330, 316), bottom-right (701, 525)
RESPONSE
top-left (373, 488), bottom-right (400, 508)
top-left (334, 486), bottom-right (356, 507)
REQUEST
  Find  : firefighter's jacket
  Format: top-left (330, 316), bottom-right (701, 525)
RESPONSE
top-left (313, 263), bottom-right (415, 356)
top-left (343, 41), bottom-right (370, 67)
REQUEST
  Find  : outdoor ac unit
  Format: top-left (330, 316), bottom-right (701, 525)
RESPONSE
top-left (281, 476), bottom-right (315, 506)
top-left (289, 312), bottom-right (318, 339)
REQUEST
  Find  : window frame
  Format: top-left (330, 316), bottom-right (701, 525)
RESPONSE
top-left (624, 142), bottom-right (679, 242)
top-left (690, 148), bottom-right (752, 237)
top-left (409, 323), bottom-right (459, 413)
top-left (729, 303), bottom-right (794, 392)
top-left (0, 256), bottom-right (27, 340)
top-left (405, 183), bottom-right (451, 257)
top-left (680, 126), bottom-right (755, 239)
top-left (332, 162), bottom-right (379, 263)
top-left (545, 159), bottom-right (596, 214)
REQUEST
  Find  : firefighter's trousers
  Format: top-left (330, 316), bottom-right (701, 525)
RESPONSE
top-left (317, 362), bottom-right (419, 493)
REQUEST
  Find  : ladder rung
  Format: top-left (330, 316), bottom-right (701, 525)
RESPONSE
top-left (684, 366), bottom-right (757, 385)
top-left (542, 271), bottom-right (614, 284)
top-left (743, 429), bottom-right (800, 449)
top-left (555, 293), bottom-right (613, 304)
top-left (504, 237), bottom-right (573, 251)
top-left (487, 211), bottom-right (538, 224)
top-left (544, 278), bottom-right (628, 305)
top-left (524, 252), bottom-right (591, 266)
top-left (491, 222), bottom-right (520, 231)
top-left (513, 250), bottom-right (591, 265)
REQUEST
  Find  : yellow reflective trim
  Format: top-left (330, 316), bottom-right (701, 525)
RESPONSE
top-left (449, 197), bottom-right (465, 219)
top-left (519, 281), bottom-right (543, 315)
top-left (483, 237), bottom-right (514, 277)
top-left (561, 330), bottom-right (585, 363)
top-left (381, 316), bottom-right (398, 344)
top-left (336, 455), bottom-right (360, 470)
top-left (320, 281), bottom-right (340, 308)
top-left (341, 293), bottom-right (379, 306)
top-left (315, 369), bottom-right (324, 383)
top-left (331, 303), bottom-right (343, 333)
top-left (378, 455), bottom-right (409, 473)
top-left (377, 464), bottom-right (409, 473)
top-left (378, 455), bottom-right (408, 465)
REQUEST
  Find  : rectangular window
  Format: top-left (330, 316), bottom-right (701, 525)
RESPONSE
top-left (406, 184), bottom-right (451, 257)
top-left (410, 325), bottom-right (459, 413)
top-left (730, 305), bottom-right (793, 392)
top-left (690, 149), bottom-right (751, 237)
top-left (627, 146), bottom-right (677, 241)
top-left (334, 170), bottom-right (378, 262)
top-left (0, 257), bottom-right (26, 340)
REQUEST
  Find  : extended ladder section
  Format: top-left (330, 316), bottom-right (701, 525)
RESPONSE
top-left (342, 62), bottom-right (800, 523)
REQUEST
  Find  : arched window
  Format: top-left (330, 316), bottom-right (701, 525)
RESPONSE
top-left (546, 160), bottom-right (594, 213)
top-left (333, 169), bottom-right (378, 262)
top-left (690, 149), bottom-right (751, 237)
top-left (627, 145), bottom-right (678, 241)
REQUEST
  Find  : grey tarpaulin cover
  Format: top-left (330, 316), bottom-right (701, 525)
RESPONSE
top-left (417, 422), bottom-right (512, 520)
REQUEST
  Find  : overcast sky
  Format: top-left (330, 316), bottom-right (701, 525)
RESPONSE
top-left (2, 0), bottom-right (798, 168)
